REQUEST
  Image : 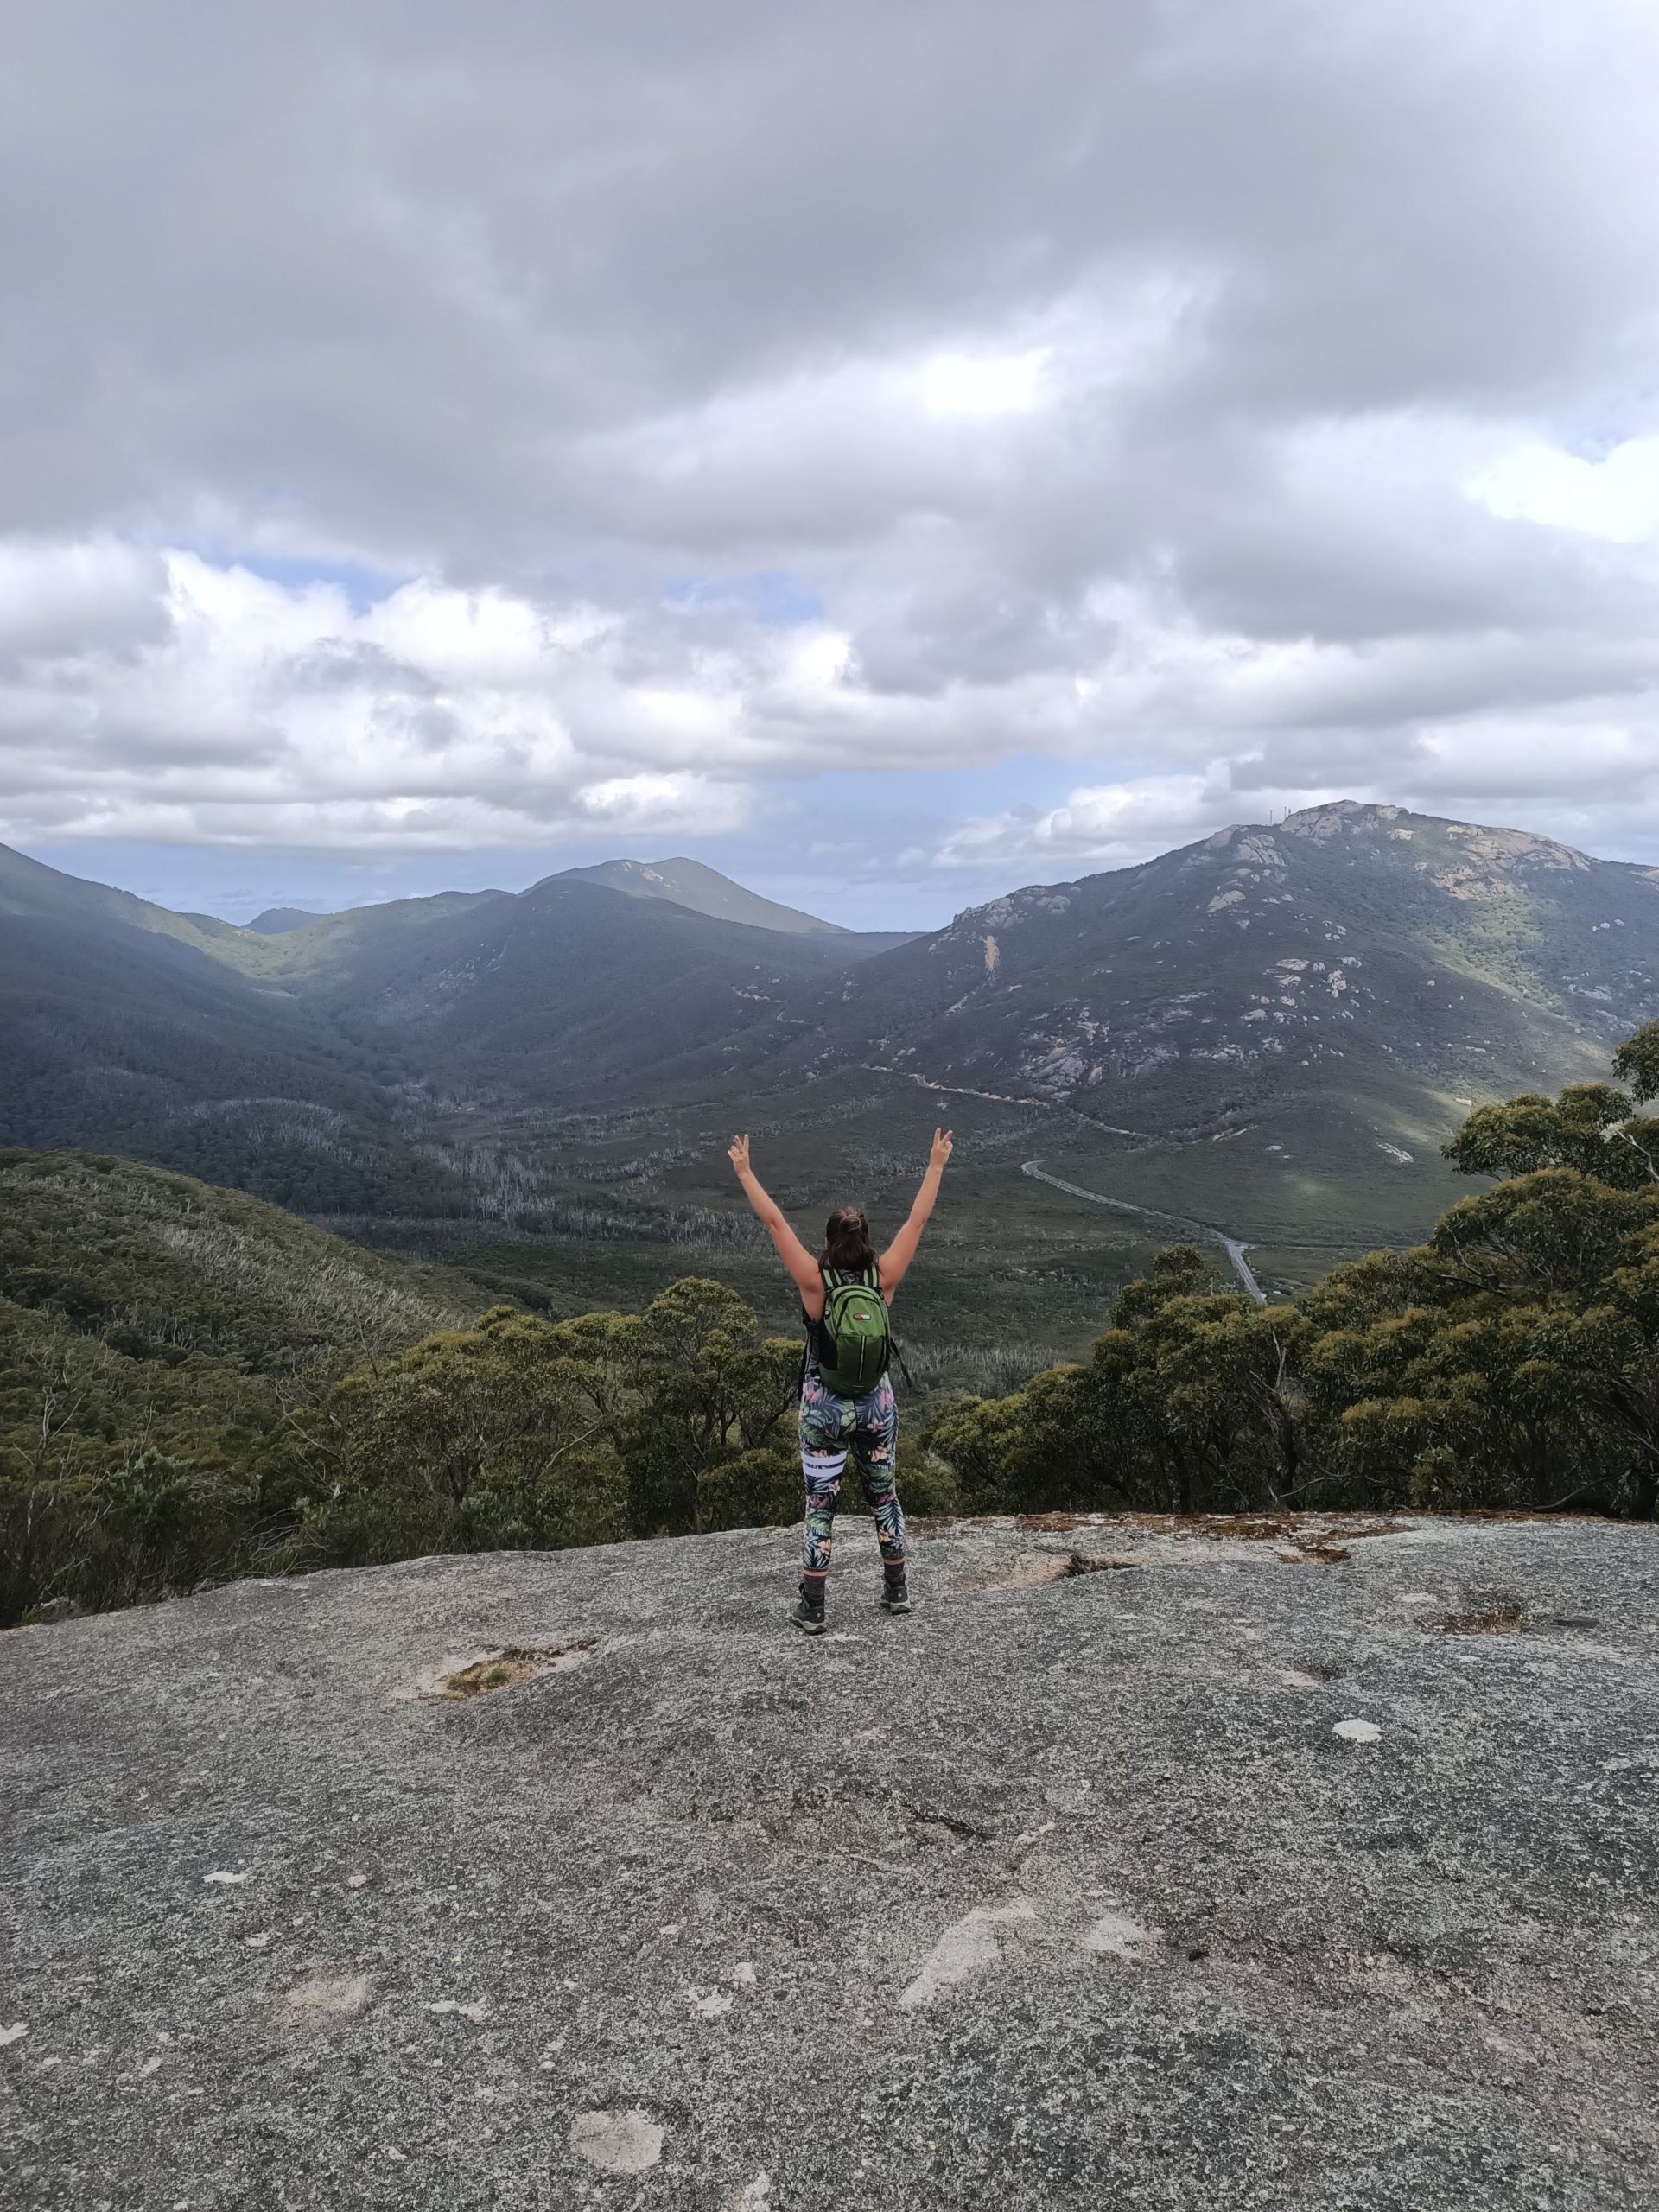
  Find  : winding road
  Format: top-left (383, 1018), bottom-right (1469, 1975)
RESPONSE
top-left (1020, 1159), bottom-right (1268, 1303)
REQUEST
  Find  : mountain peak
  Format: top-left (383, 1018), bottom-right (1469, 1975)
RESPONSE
top-left (245, 905), bottom-right (332, 934)
top-left (1274, 799), bottom-right (1591, 872)
top-left (1280, 799), bottom-right (1407, 836)
top-left (552, 855), bottom-right (849, 937)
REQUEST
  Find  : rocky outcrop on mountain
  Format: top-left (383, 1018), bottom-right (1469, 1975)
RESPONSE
top-left (3, 1513), bottom-right (1655, 2209)
top-left (793, 803), bottom-right (1659, 1136)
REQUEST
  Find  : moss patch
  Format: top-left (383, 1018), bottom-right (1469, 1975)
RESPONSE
top-left (436, 1641), bottom-right (598, 1699)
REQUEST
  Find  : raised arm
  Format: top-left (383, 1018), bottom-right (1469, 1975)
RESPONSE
top-left (878, 1128), bottom-right (953, 1300)
top-left (728, 1135), bottom-right (822, 1307)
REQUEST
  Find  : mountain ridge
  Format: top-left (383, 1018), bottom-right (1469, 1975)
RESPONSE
top-left (762, 800), bottom-right (1659, 1118)
top-left (6, 803), bottom-right (1659, 1274)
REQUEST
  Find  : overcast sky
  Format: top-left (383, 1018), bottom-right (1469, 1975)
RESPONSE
top-left (5, 0), bottom-right (1659, 926)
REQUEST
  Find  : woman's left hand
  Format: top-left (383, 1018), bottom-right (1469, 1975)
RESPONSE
top-left (728, 1134), bottom-right (751, 1175)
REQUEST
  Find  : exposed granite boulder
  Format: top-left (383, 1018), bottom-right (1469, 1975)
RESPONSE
top-left (3, 1513), bottom-right (1656, 2209)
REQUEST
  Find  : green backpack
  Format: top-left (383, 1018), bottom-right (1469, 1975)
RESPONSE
top-left (817, 1265), bottom-right (891, 1396)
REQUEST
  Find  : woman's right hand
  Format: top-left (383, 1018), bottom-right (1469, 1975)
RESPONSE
top-left (728, 1134), bottom-right (751, 1176)
top-left (930, 1127), bottom-right (954, 1173)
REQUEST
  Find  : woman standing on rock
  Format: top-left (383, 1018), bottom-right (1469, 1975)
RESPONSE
top-left (728, 1128), bottom-right (953, 1633)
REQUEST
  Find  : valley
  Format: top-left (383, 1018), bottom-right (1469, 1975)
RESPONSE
top-left (6, 801), bottom-right (1658, 1383)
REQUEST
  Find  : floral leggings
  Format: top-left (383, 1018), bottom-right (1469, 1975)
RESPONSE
top-left (798, 1367), bottom-right (906, 1575)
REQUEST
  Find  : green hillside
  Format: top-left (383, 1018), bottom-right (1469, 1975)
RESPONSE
top-left (0, 1149), bottom-right (486, 1621)
top-left (0, 856), bottom-right (873, 1209)
top-left (0, 1147), bottom-right (479, 1370)
top-left (0, 877), bottom-right (463, 1213)
top-left (276, 875), bottom-right (874, 1090)
top-left (0, 1147), bottom-right (938, 1625)
top-left (0, 851), bottom-right (909, 1207)
top-left (245, 905), bottom-right (333, 933)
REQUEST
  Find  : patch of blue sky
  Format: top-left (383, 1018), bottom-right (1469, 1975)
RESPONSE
top-left (662, 569), bottom-right (824, 625)
top-left (765, 753), bottom-right (1120, 821)
top-left (149, 527), bottom-right (410, 612)
top-left (219, 550), bottom-right (410, 613)
top-left (1556, 397), bottom-right (1659, 462)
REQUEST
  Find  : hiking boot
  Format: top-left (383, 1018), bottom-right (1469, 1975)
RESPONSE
top-left (791, 1587), bottom-right (827, 1635)
top-left (880, 1577), bottom-right (912, 1615)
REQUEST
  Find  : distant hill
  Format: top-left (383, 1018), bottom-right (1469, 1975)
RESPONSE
top-left (0, 846), bottom-right (467, 1213)
top-left (0, 847), bottom-right (907, 1205)
top-left (0, 842), bottom-right (255, 963)
top-left (283, 874), bottom-right (877, 1091)
top-left (558, 855), bottom-right (848, 936)
top-left (245, 905), bottom-right (333, 934)
top-left (0, 847), bottom-right (911, 1110)
top-left (557, 855), bottom-right (917, 954)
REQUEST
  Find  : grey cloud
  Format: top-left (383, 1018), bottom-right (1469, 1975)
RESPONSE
top-left (6, 3), bottom-right (1649, 551)
top-left (0, 542), bottom-right (172, 667)
top-left (286, 643), bottom-right (441, 697)
top-left (4, 1), bottom-right (1659, 866)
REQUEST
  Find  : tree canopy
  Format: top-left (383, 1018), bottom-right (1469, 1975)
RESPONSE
top-left (930, 1024), bottom-right (1659, 1524)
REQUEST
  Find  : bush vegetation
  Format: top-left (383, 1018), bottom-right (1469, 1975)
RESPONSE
top-left (929, 1026), bottom-right (1659, 1524)
top-left (1, 1151), bottom-right (954, 1625)
top-left (8, 1028), bottom-right (1659, 1627)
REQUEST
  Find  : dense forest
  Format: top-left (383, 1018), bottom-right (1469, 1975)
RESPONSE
top-left (7, 1027), bottom-right (1659, 1626)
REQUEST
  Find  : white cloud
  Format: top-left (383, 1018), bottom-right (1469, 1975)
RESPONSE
top-left (575, 772), bottom-right (749, 835)
top-left (918, 349), bottom-right (1049, 418)
top-left (938, 772), bottom-right (1245, 869)
top-left (0, 550), bottom-right (761, 849)
top-left (6, 518), bottom-right (1659, 868)
top-left (1468, 435), bottom-right (1659, 543)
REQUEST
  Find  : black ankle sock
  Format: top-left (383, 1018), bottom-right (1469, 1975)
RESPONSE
top-left (800, 1573), bottom-right (827, 1610)
top-left (884, 1563), bottom-right (907, 1588)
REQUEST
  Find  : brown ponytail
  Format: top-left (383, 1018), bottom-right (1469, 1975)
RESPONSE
top-left (820, 1206), bottom-right (876, 1273)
